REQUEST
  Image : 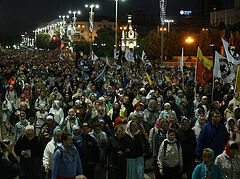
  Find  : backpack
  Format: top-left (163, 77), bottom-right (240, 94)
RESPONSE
top-left (54, 146), bottom-right (63, 160)
top-left (163, 140), bottom-right (180, 156)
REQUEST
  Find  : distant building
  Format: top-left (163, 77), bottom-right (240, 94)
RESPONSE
top-left (210, 0), bottom-right (240, 25)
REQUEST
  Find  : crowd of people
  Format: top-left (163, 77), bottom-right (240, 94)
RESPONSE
top-left (0, 49), bottom-right (240, 179)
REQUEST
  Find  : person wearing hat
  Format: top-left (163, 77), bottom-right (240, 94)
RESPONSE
top-left (61, 109), bottom-right (79, 134)
top-left (43, 126), bottom-right (63, 179)
top-left (50, 87), bottom-right (63, 104)
top-left (14, 125), bottom-right (44, 179)
top-left (72, 125), bottom-right (80, 137)
top-left (73, 123), bottom-right (100, 179)
top-left (39, 114), bottom-right (58, 148)
top-left (49, 100), bottom-right (64, 125)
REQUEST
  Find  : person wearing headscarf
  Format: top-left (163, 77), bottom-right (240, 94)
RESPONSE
top-left (2, 94), bottom-right (14, 137)
top-left (225, 117), bottom-right (237, 141)
top-left (52, 133), bottom-right (85, 179)
top-left (197, 96), bottom-right (210, 116)
top-left (157, 128), bottom-right (183, 179)
top-left (176, 117), bottom-right (197, 179)
top-left (192, 148), bottom-right (222, 179)
top-left (43, 126), bottom-right (63, 179)
top-left (49, 100), bottom-right (64, 125)
top-left (159, 103), bottom-right (177, 120)
top-left (107, 101), bottom-right (121, 122)
top-left (14, 125), bottom-right (44, 179)
top-left (229, 92), bottom-right (240, 110)
top-left (61, 109), bottom-right (79, 134)
top-left (215, 140), bottom-right (240, 179)
top-left (35, 104), bottom-right (48, 136)
top-left (144, 100), bottom-right (160, 129)
top-left (192, 115), bottom-right (207, 140)
top-left (150, 118), bottom-right (169, 179)
top-left (122, 120), bottom-right (149, 179)
top-left (175, 90), bottom-right (187, 106)
top-left (13, 111), bottom-right (30, 143)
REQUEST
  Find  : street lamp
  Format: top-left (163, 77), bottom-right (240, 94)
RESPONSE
top-left (114, 0), bottom-right (125, 49)
top-left (164, 19), bottom-right (174, 32)
top-left (185, 36), bottom-right (194, 44)
top-left (85, 4), bottom-right (99, 55)
top-left (59, 15), bottom-right (70, 38)
top-left (159, 0), bottom-right (167, 65)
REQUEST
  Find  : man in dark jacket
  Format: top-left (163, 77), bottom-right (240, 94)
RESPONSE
top-left (195, 111), bottom-right (229, 159)
top-left (73, 123), bottom-right (100, 179)
top-left (0, 142), bottom-right (21, 179)
top-left (176, 117), bottom-right (197, 179)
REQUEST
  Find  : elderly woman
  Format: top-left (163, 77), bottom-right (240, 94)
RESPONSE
top-left (35, 104), bottom-right (48, 136)
top-left (224, 102), bottom-right (234, 121)
top-left (49, 100), bottom-right (64, 125)
top-left (159, 103), bottom-right (177, 120)
top-left (2, 95), bottom-right (14, 137)
top-left (122, 120), bottom-right (149, 179)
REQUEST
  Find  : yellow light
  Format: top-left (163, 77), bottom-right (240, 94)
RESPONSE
top-left (120, 27), bottom-right (123, 30)
top-left (164, 28), bottom-right (167, 31)
top-left (78, 25), bottom-right (81, 28)
top-left (123, 26), bottom-right (127, 30)
top-left (160, 28), bottom-right (163, 31)
top-left (82, 25), bottom-right (85, 28)
top-left (185, 36), bottom-right (194, 44)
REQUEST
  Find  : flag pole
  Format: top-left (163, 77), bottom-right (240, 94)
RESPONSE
top-left (194, 58), bottom-right (197, 98)
top-left (211, 48), bottom-right (216, 101)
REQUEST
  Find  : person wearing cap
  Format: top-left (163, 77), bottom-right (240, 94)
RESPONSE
top-left (73, 123), bottom-right (100, 179)
top-left (72, 125), bottom-right (80, 137)
top-left (43, 126), bottom-right (63, 179)
top-left (14, 125), bottom-right (44, 179)
top-left (13, 111), bottom-right (30, 143)
top-left (39, 114), bottom-right (58, 147)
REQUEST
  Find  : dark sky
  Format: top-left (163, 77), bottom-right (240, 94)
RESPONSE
top-left (0, 0), bottom-right (196, 35)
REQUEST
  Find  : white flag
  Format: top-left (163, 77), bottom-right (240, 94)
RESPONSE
top-left (141, 51), bottom-right (152, 66)
top-left (180, 47), bottom-right (184, 73)
top-left (124, 48), bottom-right (135, 62)
top-left (222, 38), bottom-right (240, 65)
top-left (214, 51), bottom-right (234, 83)
top-left (91, 51), bottom-right (98, 61)
top-left (114, 49), bottom-right (120, 60)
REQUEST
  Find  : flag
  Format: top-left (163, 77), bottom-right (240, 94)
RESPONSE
top-left (91, 51), bottom-right (98, 61)
top-left (94, 64), bottom-right (107, 82)
top-left (180, 47), bottom-right (184, 73)
top-left (197, 47), bottom-right (213, 70)
top-left (89, 17), bottom-right (93, 33)
top-left (106, 56), bottom-right (111, 67)
top-left (124, 48), bottom-right (135, 62)
top-left (165, 75), bottom-right (171, 83)
top-left (222, 38), bottom-right (240, 65)
top-left (114, 49), bottom-right (120, 60)
top-left (214, 51), bottom-right (234, 83)
top-left (146, 73), bottom-right (152, 86)
top-left (76, 55), bottom-right (92, 72)
top-left (141, 51), bottom-right (152, 66)
top-left (235, 66), bottom-right (240, 93)
top-left (196, 57), bottom-right (213, 89)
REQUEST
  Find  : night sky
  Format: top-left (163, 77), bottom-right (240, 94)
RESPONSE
top-left (0, 0), bottom-right (196, 35)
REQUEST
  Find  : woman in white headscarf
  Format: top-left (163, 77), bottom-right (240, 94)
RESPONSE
top-left (49, 100), bottom-right (64, 125)
top-left (122, 120), bottom-right (149, 179)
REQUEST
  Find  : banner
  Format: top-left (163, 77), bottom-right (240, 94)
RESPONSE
top-left (124, 48), bottom-right (135, 62)
top-left (142, 51), bottom-right (152, 66)
top-left (222, 38), bottom-right (240, 65)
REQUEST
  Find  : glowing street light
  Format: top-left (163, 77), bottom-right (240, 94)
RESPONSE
top-left (185, 36), bottom-right (194, 44)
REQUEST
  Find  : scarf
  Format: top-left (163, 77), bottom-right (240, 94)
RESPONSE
top-left (60, 145), bottom-right (76, 161)
top-left (125, 121), bottom-right (140, 139)
top-left (5, 97), bottom-right (13, 113)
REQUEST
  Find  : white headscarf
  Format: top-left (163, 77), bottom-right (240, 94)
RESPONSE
top-left (125, 120), bottom-right (140, 139)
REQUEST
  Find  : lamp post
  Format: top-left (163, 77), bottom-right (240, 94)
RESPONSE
top-left (115, 0), bottom-right (125, 49)
top-left (164, 19), bottom-right (174, 32)
top-left (59, 15), bottom-right (70, 38)
top-left (69, 10), bottom-right (81, 33)
top-left (85, 4), bottom-right (99, 55)
top-left (160, 0), bottom-right (167, 65)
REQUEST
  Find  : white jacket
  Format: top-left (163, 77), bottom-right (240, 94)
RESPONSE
top-left (43, 139), bottom-right (60, 170)
top-left (49, 107), bottom-right (64, 125)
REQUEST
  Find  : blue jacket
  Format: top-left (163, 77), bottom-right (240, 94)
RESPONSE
top-left (192, 148), bottom-right (222, 179)
top-left (195, 121), bottom-right (229, 158)
top-left (52, 147), bottom-right (83, 179)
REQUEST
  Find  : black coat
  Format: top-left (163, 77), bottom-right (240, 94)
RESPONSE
top-left (176, 128), bottom-right (196, 163)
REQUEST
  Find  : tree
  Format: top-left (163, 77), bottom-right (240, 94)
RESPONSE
top-left (72, 40), bottom-right (90, 55)
top-left (35, 33), bottom-right (51, 49)
top-left (93, 28), bottom-right (119, 57)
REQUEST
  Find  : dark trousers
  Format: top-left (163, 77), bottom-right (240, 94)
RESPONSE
top-left (109, 165), bottom-right (126, 179)
top-left (163, 166), bottom-right (181, 179)
top-left (83, 164), bottom-right (95, 179)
